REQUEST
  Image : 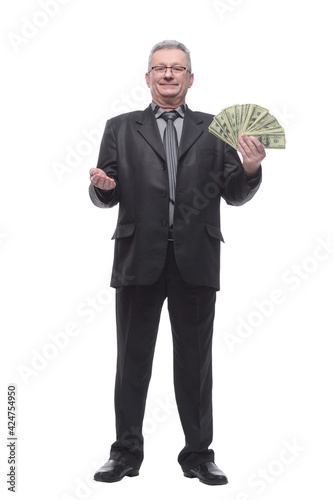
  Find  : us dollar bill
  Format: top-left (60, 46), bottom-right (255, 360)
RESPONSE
top-left (249, 133), bottom-right (286, 149)
top-left (209, 103), bottom-right (286, 149)
top-left (209, 119), bottom-right (236, 148)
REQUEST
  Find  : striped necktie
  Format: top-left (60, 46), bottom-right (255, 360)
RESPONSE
top-left (161, 111), bottom-right (179, 203)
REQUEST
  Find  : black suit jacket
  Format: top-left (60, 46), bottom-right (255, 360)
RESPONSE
top-left (89, 105), bottom-right (262, 289)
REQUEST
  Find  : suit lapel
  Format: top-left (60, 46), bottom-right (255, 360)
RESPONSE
top-left (135, 106), bottom-right (166, 161)
top-left (135, 106), bottom-right (205, 162)
top-left (178, 108), bottom-right (204, 160)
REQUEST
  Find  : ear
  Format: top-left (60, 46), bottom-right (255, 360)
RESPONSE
top-left (145, 72), bottom-right (150, 88)
top-left (188, 73), bottom-right (194, 89)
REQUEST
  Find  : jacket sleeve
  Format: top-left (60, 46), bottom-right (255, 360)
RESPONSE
top-left (89, 119), bottom-right (120, 208)
top-left (221, 143), bottom-right (262, 206)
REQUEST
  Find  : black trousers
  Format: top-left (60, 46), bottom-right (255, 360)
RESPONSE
top-left (109, 242), bottom-right (217, 472)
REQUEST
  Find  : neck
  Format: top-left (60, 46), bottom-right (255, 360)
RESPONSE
top-left (153, 97), bottom-right (185, 112)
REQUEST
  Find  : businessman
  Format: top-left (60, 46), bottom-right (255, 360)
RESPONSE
top-left (89, 40), bottom-right (265, 486)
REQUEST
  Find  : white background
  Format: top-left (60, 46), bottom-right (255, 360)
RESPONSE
top-left (1, 0), bottom-right (332, 499)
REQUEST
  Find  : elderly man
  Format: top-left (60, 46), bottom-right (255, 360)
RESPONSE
top-left (89, 40), bottom-right (265, 486)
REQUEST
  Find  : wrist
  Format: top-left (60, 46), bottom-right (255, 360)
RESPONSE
top-left (243, 165), bottom-right (261, 178)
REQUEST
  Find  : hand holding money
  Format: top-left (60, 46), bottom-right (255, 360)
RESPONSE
top-left (238, 134), bottom-right (266, 177)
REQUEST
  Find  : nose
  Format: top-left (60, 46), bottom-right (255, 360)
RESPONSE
top-left (164, 67), bottom-right (173, 77)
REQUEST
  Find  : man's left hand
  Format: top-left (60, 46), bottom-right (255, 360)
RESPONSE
top-left (238, 134), bottom-right (266, 177)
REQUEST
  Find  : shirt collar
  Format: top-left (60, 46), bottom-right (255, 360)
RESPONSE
top-left (151, 101), bottom-right (186, 118)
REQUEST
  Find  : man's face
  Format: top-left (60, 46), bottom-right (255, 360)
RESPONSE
top-left (145, 48), bottom-right (194, 108)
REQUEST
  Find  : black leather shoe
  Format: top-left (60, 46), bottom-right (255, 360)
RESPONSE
top-left (94, 459), bottom-right (139, 483)
top-left (184, 462), bottom-right (228, 485)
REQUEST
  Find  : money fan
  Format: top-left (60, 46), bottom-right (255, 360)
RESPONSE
top-left (209, 104), bottom-right (286, 150)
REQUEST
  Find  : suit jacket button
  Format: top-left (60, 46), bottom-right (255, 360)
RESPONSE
top-left (162, 164), bottom-right (167, 170)
top-left (161, 191), bottom-right (166, 198)
top-left (161, 218), bottom-right (167, 226)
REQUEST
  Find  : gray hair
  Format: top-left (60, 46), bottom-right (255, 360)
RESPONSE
top-left (148, 40), bottom-right (192, 72)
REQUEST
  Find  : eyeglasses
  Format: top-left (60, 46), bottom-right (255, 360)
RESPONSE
top-left (149, 66), bottom-right (191, 74)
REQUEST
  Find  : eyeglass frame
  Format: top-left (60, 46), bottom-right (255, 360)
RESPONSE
top-left (148, 65), bottom-right (191, 74)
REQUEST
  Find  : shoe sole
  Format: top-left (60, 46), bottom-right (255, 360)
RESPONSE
top-left (94, 470), bottom-right (139, 483)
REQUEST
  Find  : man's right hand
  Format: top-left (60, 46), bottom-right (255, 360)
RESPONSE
top-left (89, 168), bottom-right (116, 191)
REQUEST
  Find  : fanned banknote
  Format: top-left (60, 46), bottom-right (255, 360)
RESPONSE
top-left (209, 104), bottom-right (286, 150)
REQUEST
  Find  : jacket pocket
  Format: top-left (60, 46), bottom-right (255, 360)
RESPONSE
top-left (205, 222), bottom-right (224, 242)
top-left (111, 222), bottom-right (136, 239)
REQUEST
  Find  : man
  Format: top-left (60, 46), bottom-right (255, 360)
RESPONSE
top-left (89, 40), bottom-right (265, 486)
